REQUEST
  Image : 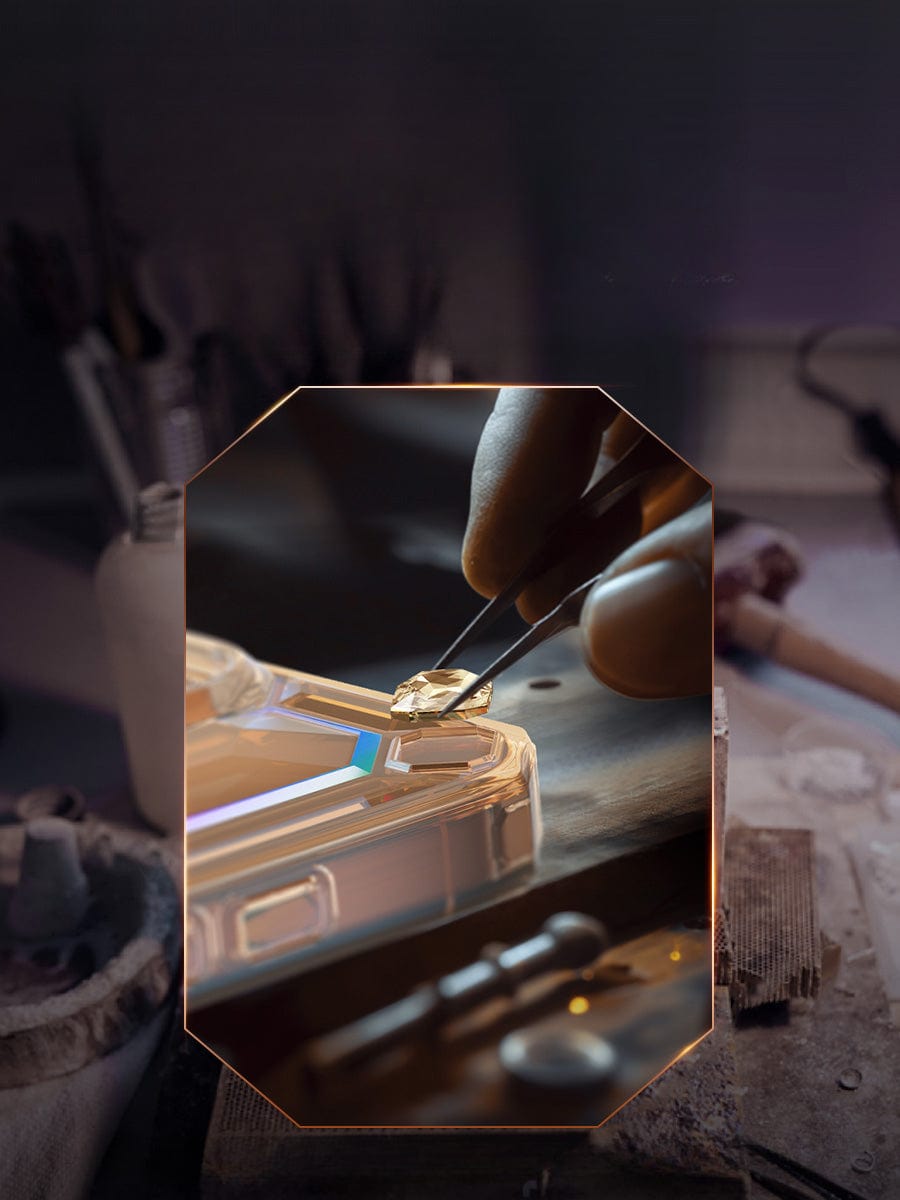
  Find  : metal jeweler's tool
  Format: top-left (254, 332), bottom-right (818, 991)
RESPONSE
top-left (434, 436), bottom-right (681, 715)
top-left (434, 433), bottom-right (672, 674)
top-left (304, 912), bottom-right (608, 1079)
top-left (434, 433), bottom-right (709, 716)
top-left (434, 571), bottom-right (609, 718)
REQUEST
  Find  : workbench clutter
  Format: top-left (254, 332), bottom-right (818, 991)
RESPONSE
top-left (714, 668), bottom-right (899, 1023)
top-left (705, 682), bottom-right (900, 1199)
top-left (707, 467), bottom-right (900, 1195)
top-left (713, 503), bottom-right (900, 1028)
top-left (0, 808), bottom-right (180, 1200)
top-left (182, 386), bottom-right (715, 1129)
top-left (7, 157), bottom-right (236, 532)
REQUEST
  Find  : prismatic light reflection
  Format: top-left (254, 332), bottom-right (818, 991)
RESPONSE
top-left (390, 669), bottom-right (493, 721)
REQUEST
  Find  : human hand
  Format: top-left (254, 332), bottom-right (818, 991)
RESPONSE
top-left (462, 388), bottom-right (711, 699)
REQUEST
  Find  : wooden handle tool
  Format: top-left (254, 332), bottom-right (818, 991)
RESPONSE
top-left (730, 592), bottom-right (900, 715)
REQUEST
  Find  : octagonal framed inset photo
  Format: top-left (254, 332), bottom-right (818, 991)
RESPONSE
top-left (184, 386), bottom-right (713, 1128)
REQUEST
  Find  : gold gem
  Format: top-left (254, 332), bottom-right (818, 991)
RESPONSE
top-left (390, 669), bottom-right (492, 721)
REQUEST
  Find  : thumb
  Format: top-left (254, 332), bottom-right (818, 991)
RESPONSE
top-left (579, 503), bottom-right (712, 699)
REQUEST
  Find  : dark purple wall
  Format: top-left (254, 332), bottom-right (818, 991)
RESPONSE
top-left (4, 0), bottom-right (898, 443)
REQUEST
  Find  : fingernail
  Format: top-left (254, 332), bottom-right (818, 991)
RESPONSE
top-left (581, 558), bottom-right (711, 699)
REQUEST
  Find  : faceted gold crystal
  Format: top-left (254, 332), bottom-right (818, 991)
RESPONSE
top-left (390, 669), bottom-right (493, 721)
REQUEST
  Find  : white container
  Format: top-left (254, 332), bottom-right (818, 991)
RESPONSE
top-left (95, 483), bottom-right (184, 834)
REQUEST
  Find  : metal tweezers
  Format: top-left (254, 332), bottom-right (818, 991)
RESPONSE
top-left (746, 1141), bottom-right (870, 1200)
top-left (433, 432), bottom-right (677, 717)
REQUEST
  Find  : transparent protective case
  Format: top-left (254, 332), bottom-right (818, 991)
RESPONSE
top-left (186, 632), bottom-right (541, 1007)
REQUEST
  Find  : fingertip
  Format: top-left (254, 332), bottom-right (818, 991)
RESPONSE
top-left (460, 542), bottom-right (498, 600)
top-left (463, 388), bottom-right (619, 597)
top-left (581, 558), bottom-right (711, 699)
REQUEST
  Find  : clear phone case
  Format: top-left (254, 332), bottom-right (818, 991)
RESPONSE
top-left (186, 632), bottom-right (541, 1007)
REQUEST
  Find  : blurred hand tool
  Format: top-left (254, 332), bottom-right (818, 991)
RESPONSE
top-left (75, 113), bottom-right (213, 483)
top-left (716, 510), bottom-right (900, 714)
top-left (305, 912), bottom-right (608, 1079)
top-left (6, 221), bottom-right (140, 522)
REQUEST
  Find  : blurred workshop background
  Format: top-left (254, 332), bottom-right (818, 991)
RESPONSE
top-left (3, 0), bottom-right (900, 737)
top-left (2, 2), bottom-right (900, 1199)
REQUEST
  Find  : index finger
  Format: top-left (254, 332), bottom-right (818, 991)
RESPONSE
top-left (462, 387), bottom-right (620, 602)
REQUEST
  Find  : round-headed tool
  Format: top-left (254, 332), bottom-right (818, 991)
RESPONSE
top-left (716, 511), bottom-right (900, 714)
